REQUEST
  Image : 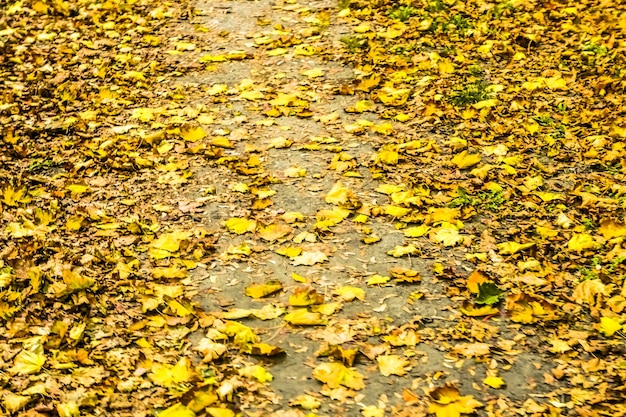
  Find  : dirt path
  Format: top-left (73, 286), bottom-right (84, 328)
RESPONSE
top-left (168, 0), bottom-right (553, 415)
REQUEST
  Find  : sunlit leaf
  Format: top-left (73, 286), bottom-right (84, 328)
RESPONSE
top-left (245, 281), bottom-right (283, 299)
top-left (312, 362), bottom-right (365, 390)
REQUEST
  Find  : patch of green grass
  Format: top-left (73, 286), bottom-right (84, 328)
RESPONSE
top-left (388, 5), bottom-right (419, 22)
top-left (426, 0), bottom-right (447, 12)
top-left (468, 64), bottom-right (483, 77)
top-left (27, 158), bottom-right (60, 172)
top-left (582, 42), bottom-right (608, 57)
top-left (533, 114), bottom-right (554, 127)
top-left (448, 187), bottom-right (474, 208)
top-left (448, 188), bottom-right (505, 212)
top-left (337, 0), bottom-right (351, 10)
top-left (448, 14), bottom-right (473, 32)
top-left (478, 189), bottom-right (505, 211)
top-left (491, 1), bottom-right (516, 19)
top-left (449, 79), bottom-right (491, 106)
top-left (340, 35), bottom-right (365, 52)
top-left (582, 217), bottom-right (596, 231)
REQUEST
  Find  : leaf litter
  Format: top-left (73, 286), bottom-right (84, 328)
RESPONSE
top-left (1, 0), bottom-right (626, 415)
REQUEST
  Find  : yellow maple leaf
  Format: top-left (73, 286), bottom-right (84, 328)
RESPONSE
top-left (312, 362), bottom-right (365, 390)
top-left (598, 316), bottom-right (623, 336)
top-left (387, 244), bottom-right (419, 257)
top-left (180, 126), bottom-right (206, 142)
top-left (384, 205), bottom-right (411, 218)
top-left (292, 251), bottom-right (328, 266)
top-left (149, 357), bottom-right (193, 388)
top-left (276, 246), bottom-right (303, 258)
top-left (3, 392), bottom-right (31, 413)
top-left (257, 224), bottom-right (292, 242)
top-left (497, 241), bottom-right (535, 255)
top-left (334, 286), bottom-right (365, 301)
top-left (428, 384), bottom-right (483, 417)
top-left (459, 303), bottom-right (498, 317)
top-left (239, 365), bottom-right (273, 383)
top-left (366, 274), bottom-right (391, 286)
top-left (149, 230), bottom-right (193, 259)
top-left (62, 268), bottom-right (95, 291)
top-left (11, 349), bottom-right (45, 375)
top-left (289, 394), bottom-right (321, 410)
top-left (599, 219), bottom-right (626, 240)
top-left (158, 403), bottom-right (196, 417)
top-left (451, 151), bottom-right (481, 169)
top-left (245, 281), bottom-right (283, 299)
top-left (568, 233), bottom-right (598, 251)
top-left (56, 402), bottom-right (79, 417)
top-left (301, 68), bottom-right (325, 78)
top-left (483, 376), bottom-right (505, 388)
top-left (325, 181), bottom-right (359, 208)
top-left (403, 225), bottom-right (430, 237)
top-left (66, 184), bottom-right (90, 194)
top-left (377, 354), bottom-right (410, 376)
top-left (289, 287), bottom-right (324, 306)
top-left (572, 279), bottom-right (607, 305)
top-left (312, 302), bottom-right (342, 315)
top-left (224, 218), bottom-right (257, 234)
top-left (378, 149), bottom-right (399, 164)
top-left (431, 227), bottom-right (464, 247)
top-left (284, 309), bottom-right (328, 326)
top-left (206, 408), bottom-right (235, 417)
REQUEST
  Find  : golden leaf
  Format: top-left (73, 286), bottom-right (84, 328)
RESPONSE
top-left (284, 309), bottom-right (328, 326)
top-left (598, 316), bottom-right (623, 337)
top-left (62, 268), bottom-right (95, 291)
top-left (325, 181), bottom-right (360, 208)
top-left (3, 392), bottom-right (31, 413)
top-left (257, 224), bottom-right (292, 242)
top-left (451, 151), bottom-right (481, 169)
top-left (149, 357), bottom-right (193, 388)
top-left (224, 218), bottom-right (257, 234)
top-left (239, 365), bottom-right (273, 382)
top-left (387, 244), bottom-right (419, 257)
top-left (180, 126), bottom-right (206, 142)
top-left (158, 404), bottom-right (196, 417)
top-left (334, 286), bottom-right (365, 301)
top-left (483, 376), bottom-right (505, 389)
top-left (292, 251), bottom-right (328, 266)
top-left (366, 274), bottom-right (390, 286)
top-left (245, 281), bottom-right (283, 299)
top-left (301, 68), bottom-right (324, 78)
top-left (403, 225), bottom-right (430, 237)
top-left (149, 230), bottom-right (193, 259)
top-left (312, 362), bottom-right (365, 390)
top-left (206, 409), bottom-right (235, 417)
top-left (599, 219), bottom-right (626, 240)
top-left (428, 384), bottom-right (483, 417)
top-left (289, 394), bottom-right (321, 410)
top-left (11, 350), bottom-right (46, 375)
top-left (459, 303), bottom-right (498, 317)
top-left (377, 355), bottom-right (410, 376)
top-left (432, 227), bottom-right (464, 247)
top-left (567, 233), bottom-right (598, 251)
top-left (497, 241), bottom-right (535, 255)
top-left (289, 287), bottom-right (324, 306)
